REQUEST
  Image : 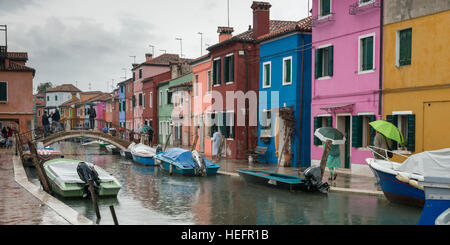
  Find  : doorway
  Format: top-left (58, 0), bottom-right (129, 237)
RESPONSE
top-left (336, 115), bottom-right (351, 169)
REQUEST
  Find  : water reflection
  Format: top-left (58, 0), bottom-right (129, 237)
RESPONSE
top-left (26, 141), bottom-right (421, 225)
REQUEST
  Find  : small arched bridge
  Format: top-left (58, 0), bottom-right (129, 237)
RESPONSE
top-left (18, 119), bottom-right (147, 150)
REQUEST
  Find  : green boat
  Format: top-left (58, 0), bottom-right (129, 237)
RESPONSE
top-left (43, 158), bottom-right (121, 198)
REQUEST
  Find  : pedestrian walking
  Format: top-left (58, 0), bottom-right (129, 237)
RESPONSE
top-left (88, 106), bottom-right (96, 130)
top-left (147, 125), bottom-right (154, 146)
top-left (212, 131), bottom-right (222, 160)
top-left (42, 111), bottom-right (50, 137)
top-left (52, 109), bottom-right (61, 133)
top-left (323, 142), bottom-right (340, 181)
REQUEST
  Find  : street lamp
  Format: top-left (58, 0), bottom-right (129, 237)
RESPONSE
top-left (198, 32), bottom-right (203, 56)
top-left (175, 37), bottom-right (183, 58)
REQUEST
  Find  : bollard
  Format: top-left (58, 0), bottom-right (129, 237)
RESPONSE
top-left (109, 205), bottom-right (119, 225)
top-left (88, 179), bottom-right (101, 220)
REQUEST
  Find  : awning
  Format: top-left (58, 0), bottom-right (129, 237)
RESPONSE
top-left (320, 103), bottom-right (355, 113)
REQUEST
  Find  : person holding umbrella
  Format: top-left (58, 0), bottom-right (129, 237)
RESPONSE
top-left (314, 127), bottom-right (346, 181)
top-left (369, 120), bottom-right (404, 160)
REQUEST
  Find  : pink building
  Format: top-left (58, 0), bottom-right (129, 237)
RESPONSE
top-left (311, 0), bottom-right (382, 176)
top-left (131, 53), bottom-right (180, 132)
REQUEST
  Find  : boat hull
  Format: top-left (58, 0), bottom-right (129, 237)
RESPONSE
top-left (158, 159), bottom-right (220, 176)
top-left (120, 150), bottom-right (133, 159)
top-left (369, 165), bottom-right (425, 207)
top-left (237, 169), bottom-right (307, 192)
top-left (132, 154), bottom-right (156, 166)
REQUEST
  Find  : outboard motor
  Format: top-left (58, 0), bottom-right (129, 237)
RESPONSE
top-left (304, 166), bottom-right (330, 194)
top-left (77, 162), bottom-right (101, 198)
top-left (192, 150), bottom-right (206, 176)
top-left (156, 144), bottom-right (163, 153)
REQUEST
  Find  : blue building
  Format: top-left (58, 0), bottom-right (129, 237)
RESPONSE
top-left (257, 17), bottom-right (312, 167)
top-left (117, 78), bottom-right (130, 128)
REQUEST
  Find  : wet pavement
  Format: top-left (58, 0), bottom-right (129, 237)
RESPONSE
top-left (20, 141), bottom-right (422, 225)
top-left (0, 148), bottom-right (69, 225)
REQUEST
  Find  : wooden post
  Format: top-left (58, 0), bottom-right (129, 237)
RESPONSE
top-left (163, 131), bottom-right (172, 151)
top-left (109, 205), bottom-right (119, 225)
top-left (191, 127), bottom-right (199, 151)
top-left (278, 128), bottom-right (291, 167)
top-left (28, 141), bottom-right (52, 193)
top-left (217, 137), bottom-right (226, 161)
top-left (88, 179), bottom-right (101, 220)
top-left (319, 140), bottom-right (332, 181)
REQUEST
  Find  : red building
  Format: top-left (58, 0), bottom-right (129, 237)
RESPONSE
top-left (142, 70), bottom-right (171, 145)
top-left (206, 1), bottom-right (293, 159)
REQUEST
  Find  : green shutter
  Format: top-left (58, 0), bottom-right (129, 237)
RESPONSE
top-left (362, 37), bottom-right (374, 71)
top-left (139, 93), bottom-right (142, 106)
top-left (265, 64), bottom-right (270, 86)
top-left (352, 116), bottom-right (363, 148)
top-left (314, 49), bottom-right (322, 79)
top-left (407, 114), bottom-right (415, 152)
top-left (369, 115), bottom-right (376, 145)
top-left (230, 55), bottom-right (234, 82)
top-left (285, 59), bottom-right (291, 83)
top-left (386, 115), bottom-right (398, 150)
top-left (327, 46), bottom-right (333, 77)
top-left (122, 101), bottom-right (126, 112)
top-left (327, 116), bottom-right (333, 127)
top-left (322, 0), bottom-right (330, 16)
top-left (399, 29), bottom-right (412, 66)
top-left (0, 82), bottom-right (7, 101)
top-left (313, 117), bottom-right (322, 145)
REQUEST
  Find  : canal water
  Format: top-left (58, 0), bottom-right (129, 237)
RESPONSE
top-left (26, 141), bottom-right (422, 225)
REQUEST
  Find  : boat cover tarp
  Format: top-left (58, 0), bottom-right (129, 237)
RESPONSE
top-left (396, 148), bottom-right (450, 178)
top-left (46, 160), bottom-right (116, 185)
top-left (131, 143), bottom-right (156, 157)
top-left (159, 148), bottom-right (216, 168)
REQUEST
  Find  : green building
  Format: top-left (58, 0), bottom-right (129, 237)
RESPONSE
top-left (158, 73), bottom-right (193, 145)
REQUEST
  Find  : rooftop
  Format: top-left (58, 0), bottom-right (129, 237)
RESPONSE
top-left (46, 84), bottom-right (81, 93)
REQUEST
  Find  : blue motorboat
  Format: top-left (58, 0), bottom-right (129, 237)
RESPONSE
top-left (367, 148), bottom-right (450, 209)
top-left (154, 148), bottom-right (220, 176)
top-left (237, 166), bottom-right (329, 193)
top-left (130, 143), bottom-right (157, 166)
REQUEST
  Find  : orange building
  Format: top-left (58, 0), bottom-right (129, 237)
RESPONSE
top-left (0, 28), bottom-right (36, 133)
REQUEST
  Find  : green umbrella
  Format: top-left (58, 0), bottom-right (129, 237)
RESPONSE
top-left (369, 120), bottom-right (404, 144)
top-left (314, 127), bottom-right (346, 145)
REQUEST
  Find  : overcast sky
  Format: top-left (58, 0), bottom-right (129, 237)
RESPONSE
top-left (1, 0), bottom-right (311, 93)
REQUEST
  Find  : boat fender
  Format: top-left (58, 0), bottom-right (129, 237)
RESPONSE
top-left (408, 179), bottom-right (424, 191)
top-left (395, 173), bottom-right (410, 183)
top-left (396, 174), bottom-right (424, 190)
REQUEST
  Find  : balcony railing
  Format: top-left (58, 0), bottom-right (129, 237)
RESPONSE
top-left (349, 0), bottom-right (381, 15)
top-left (312, 13), bottom-right (336, 27)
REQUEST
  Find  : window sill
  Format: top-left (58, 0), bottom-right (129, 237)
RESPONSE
top-left (282, 82), bottom-right (292, 86)
top-left (213, 84), bottom-right (221, 87)
top-left (262, 85), bottom-right (271, 89)
top-left (317, 76), bottom-right (332, 81)
top-left (357, 69), bottom-right (375, 75)
top-left (225, 82), bottom-right (234, 85)
top-left (318, 14), bottom-right (332, 20)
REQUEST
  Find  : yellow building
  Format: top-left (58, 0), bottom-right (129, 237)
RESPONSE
top-left (383, 4), bottom-right (450, 161)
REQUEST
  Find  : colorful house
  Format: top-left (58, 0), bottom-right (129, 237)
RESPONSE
top-left (190, 54), bottom-right (212, 156)
top-left (169, 80), bottom-right (192, 147)
top-left (256, 17), bottom-right (312, 167)
top-left (383, 2), bottom-right (450, 160)
top-left (142, 70), bottom-right (171, 145)
top-left (157, 73), bottom-right (193, 145)
top-left (311, 0), bottom-right (382, 176)
top-left (0, 42), bottom-right (36, 133)
top-left (117, 78), bottom-right (131, 129)
top-left (45, 84), bottom-right (81, 114)
top-left (206, 1), bottom-right (299, 159)
top-left (131, 53), bottom-right (181, 133)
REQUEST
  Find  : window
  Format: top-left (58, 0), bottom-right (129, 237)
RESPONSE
top-left (55, 95), bottom-right (58, 101)
top-left (47, 96), bottom-right (50, 101)
top-left (359, 34), bottom-right (375, 72)
top-left (120, 85), bottom-right (124, 93)
top-left (166, 89), bottom-right (172, 105)
top-left (319, 0), bottom-right (331, 17)
top-left (143, 93), bottom-right (146, 108)
top-left (386, 113), bottom-right (415, 152)
top-left (208, 111), bottom-right (235, 139)
top-left (159, 91), bottom-right (163, 106)
top-left (212, 58), bottom-right (221, 86)
top-left (314, 45), bottom-right (334, 79)
top-left (313, 115), bottom-right (333, 145)
top-left (359, 0), bottom-right (374, 6)
top-left (260, 110), bottom-right (272, 137)
top-left (263, 62), bottom-right (271, 88)
top-left (122, 101), bottom-right (126, 112)
top-left (397, 28), bottom-right (412, 66)
top-left (139, 69), bottom-right (142, 79)
top-left (207, 70), bottom-right (212, 93)
top-left (132, 72), bottom-right (135, 81)
top-left (283, 57), bottom-right (292, 85)
top-left (352, 114), bottom-right (376, 148)
top-left (224, 54), bottom-right (234, 84)
top-left (0, 82), bottom-right (7, 102)
top-left (138, 93), bottom-right (143, 106)
top-left (150, 92), bottom-right (153, 108)
top-left (194, 74), bottom-right (199, 97)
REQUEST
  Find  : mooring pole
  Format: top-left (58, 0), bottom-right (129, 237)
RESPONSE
top-left (319, 140), bottom-right (332, 182)
top-left (163, 131), bottom-right (172, 151)
top-left (28, 141), bottom-right (51, 193)
top-left (88, 179), bottom-right (101, 220)
top-left (109, 205), bottom-right (119, 225)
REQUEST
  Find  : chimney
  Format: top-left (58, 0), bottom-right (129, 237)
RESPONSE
top-left (217, 26), bottom-right (234, 43)
top-left (251, 1), bottom-right (271, 39)
top-left (145, 53), bottom-right (153, 62)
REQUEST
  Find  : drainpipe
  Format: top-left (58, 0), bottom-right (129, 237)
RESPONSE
top-left (378, 0), bottom-right (384, 119)
top-left (297, 33), bottom-right (305, 167)
top-left (243, 42), bottom-right (249, 156)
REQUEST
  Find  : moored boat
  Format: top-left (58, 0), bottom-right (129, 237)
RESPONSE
top-left (43, 158), bottom-right (121, 198)
top-left (23, 148), bottom-right (63, 167)
top-left (120, 142), bottom-right (135, 159)
top-left (105, 144), bottom-right (120, 154)
top-left (82, 140), bottom-right (108, 149)
top-left (418, 177), bottom-right (450, 225)
top-left (237, 166), bottom-right (329, 193)
top-left (366, 148), bottom-right (450, 208)
top-left (131, 143), bottom-right (157, 166)
top-left (154, 148), bottom-right (220, 176)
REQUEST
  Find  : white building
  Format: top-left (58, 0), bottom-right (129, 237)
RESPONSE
top-left (45, 84), bottom-right (81, 113)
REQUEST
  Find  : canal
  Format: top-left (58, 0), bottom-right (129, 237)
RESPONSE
top-left (26, 141), bottom-right (422, 225)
